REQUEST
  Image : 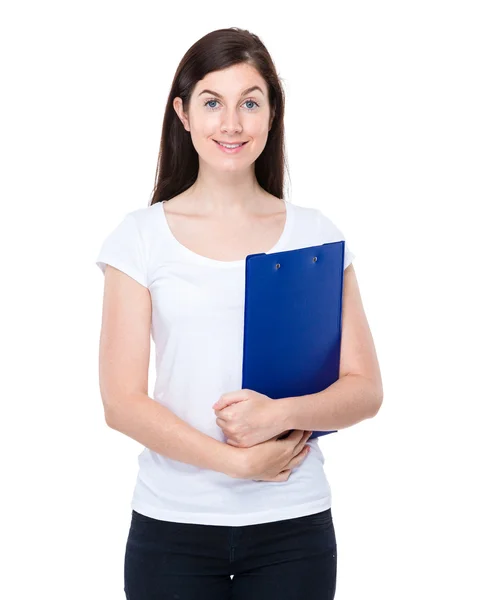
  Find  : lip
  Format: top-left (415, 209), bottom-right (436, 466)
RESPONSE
top-left (213, 139), bottom-right (248, 154)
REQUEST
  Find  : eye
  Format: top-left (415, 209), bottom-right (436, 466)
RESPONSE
top-left (204, 99), bottom-right (219, 110)
top-left (244, 99), bottom-right (260, 111)
top-left (204, 99), bottom-right (260, 111)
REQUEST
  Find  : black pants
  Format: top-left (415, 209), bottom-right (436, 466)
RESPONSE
top-left (124, 507), bottom-right (337, 599)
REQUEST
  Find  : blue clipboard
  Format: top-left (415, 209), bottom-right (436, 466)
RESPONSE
top-left (241, 241), bottom-right (345, 440)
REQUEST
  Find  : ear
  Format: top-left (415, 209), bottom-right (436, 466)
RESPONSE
top-left (173, 97), bottom-right (190, 132)
top-left (269, 111), bottom-right (275, 131)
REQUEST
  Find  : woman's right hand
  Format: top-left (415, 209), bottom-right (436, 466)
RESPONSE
top-left (236, 429), bottom-right (313, 482)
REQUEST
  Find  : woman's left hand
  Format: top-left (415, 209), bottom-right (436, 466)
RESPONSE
top-left (213, 389), bottom-right (286, 448)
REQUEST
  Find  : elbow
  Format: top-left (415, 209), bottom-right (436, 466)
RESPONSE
top-left (371, 395), bottom-right (383, 417)
top-left (102, 395), bottom-right (125, 429)
top-left (371, 384), bottom-right (384, 417)
top-left (362, 375), bottom-right (383, 417)
top-left (104, 406), bottom-right (118, 429)
top-left (102, 390), bottom-right (144, 429)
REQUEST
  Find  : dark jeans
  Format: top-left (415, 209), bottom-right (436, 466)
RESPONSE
top-left (124, 507), bottom-right (337, 599)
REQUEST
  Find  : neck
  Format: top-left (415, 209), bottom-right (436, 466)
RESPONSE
top-left (185, 166), bottom-right (267, 216)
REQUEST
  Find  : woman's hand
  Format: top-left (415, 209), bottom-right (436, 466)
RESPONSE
top-left (236, 429), bottom-right (313, 481)
top-left (213, 389), bottom-right (287, 448)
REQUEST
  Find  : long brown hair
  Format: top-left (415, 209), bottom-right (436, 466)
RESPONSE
top-left (149, 27), bottom-right (289, 206)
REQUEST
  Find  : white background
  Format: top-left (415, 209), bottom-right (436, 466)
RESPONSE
top-left (1, 1), bottom-right (482, 598)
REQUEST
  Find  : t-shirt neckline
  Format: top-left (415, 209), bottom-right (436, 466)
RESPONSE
top-left (158, 199), bottom-right (293, 267)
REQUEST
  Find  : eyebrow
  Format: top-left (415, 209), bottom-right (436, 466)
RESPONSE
top-left (198, 85), bottom-right (264, 98)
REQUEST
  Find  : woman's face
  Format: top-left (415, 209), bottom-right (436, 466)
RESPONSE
top-left (174, 63), bottom-right (273, 172)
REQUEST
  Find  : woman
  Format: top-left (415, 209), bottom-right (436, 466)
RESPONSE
top-left (96, 27), bottom-right (383, 600)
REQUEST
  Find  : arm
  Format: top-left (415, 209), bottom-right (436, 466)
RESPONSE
top-left (98, 265), bottom-right (243, 479)
top-left (276, 264), bottom-right (383, 432)
top-left (106, 391), bottom-right (243, 479)
top-left (275, 373), bottom-right (381, 432)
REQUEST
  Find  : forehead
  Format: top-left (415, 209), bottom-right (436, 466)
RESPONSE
top-left (194, 64), bottom-right (268, 96)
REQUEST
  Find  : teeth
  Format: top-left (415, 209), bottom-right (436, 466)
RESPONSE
top-left (217, 141), bottom-right (244, 148)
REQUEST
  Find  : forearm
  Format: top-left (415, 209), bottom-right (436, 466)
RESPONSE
top-left (276, 374), bottom-right (383, 432)
top-left (105, 393), bottom-right (242, 478)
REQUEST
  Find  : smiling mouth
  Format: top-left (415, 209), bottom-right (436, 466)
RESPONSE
top-left (214, 140), bottom-right (248, 147)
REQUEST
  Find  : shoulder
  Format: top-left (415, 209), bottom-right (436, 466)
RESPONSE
top-left (287, 201), bottom-right (346, 238)
top-left (103, 203), bottom-right (163, 263)
top-left (122, 203), bottom-right (164, 247)
top-left (313, 207), bottom-right (356, 269)
top-left (287, 200), bottom-right (320, 225)
top-left (312, 207), bottom-right (347, 241)
top-left (289, 202), bottom-right (355, 269)
top-left (126, 203), bottom-right (162, 230)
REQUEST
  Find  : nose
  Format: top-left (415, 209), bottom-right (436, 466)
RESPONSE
top-left (220, 107), bottom-right (243, 134)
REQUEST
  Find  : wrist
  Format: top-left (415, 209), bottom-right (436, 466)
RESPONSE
top-left (222, 442), bottom-right (247, 479)
top-left (274, 397), bottom-right (293, 431)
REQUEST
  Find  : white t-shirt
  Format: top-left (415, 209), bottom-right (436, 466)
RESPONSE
top-left (96, 199), bottom-right (355, 526)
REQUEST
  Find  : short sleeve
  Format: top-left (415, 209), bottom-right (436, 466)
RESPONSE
top-left (317, 210), bottom-right (356, 270)
top-left (95, 213), bottom-right (149, 287)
